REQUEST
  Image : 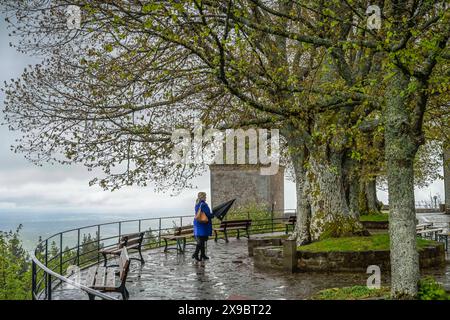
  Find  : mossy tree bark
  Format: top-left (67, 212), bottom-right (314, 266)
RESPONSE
top-left (290, 145), bottom-right (312, 245)
top-left (283, 127), bottom-right (312, 245)
top-left (385, 69), bottom-right (420, 299)
top-left (307, 149), bottom-right (364, 240)
top-left (365, 179), bottom-right (380, 213)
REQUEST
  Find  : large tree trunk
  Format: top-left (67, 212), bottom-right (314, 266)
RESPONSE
top-left (365, 179), bottom-right (380, 213)
top-left (283, 128), bottom-right (312, 245)
top-left (290, 146), bottom-right (312, 245)
top-left (385, 69), bottom-right (419, 299)
top-left (343, 157), bottom-right (362, 219)
top-left (307, 149), bottom-right (364, 240)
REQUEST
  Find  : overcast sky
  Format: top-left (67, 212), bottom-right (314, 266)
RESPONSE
top-left (0, 15), bottom-right (445, 217)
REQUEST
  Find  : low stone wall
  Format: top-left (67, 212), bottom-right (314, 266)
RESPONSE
top-left (361, 221), bottom-right (389, 230)
top-left (254, 246), bottom-right (284, 270)
top-left (253, 242), bottom-right (446, 272)
top-left (248, 237), bottom-right (284, 257)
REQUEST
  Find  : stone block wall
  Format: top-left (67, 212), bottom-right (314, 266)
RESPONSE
top-left (210, 164), bottom-right (284, 214)
top-left (252, 241), bottom-right (446, 272)
top-left (248, 238), bottom-right (284, 256)
top-left (253, 246), bottom-right (284, 270)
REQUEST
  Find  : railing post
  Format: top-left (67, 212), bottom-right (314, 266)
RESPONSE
top-left (119, 222), bottom-right (122, 239)
top-left (47, 274), bottom-right (52, 300)
top-left (77, 229), bottom-right (80, 266)
top-left (158, 218), bottom-right (162, 247)
top-left (139, 220), bottom-right (141, 233)
top-left (59, 233), bottom-right (63, 285)
top-left (97, 225), bottom-right (101, 264)
top-left (180, 216), bottom-right (183, 227)
top-left (271, 204), bottom-right (274, 233)
top-left (31, 260), bottom-right (36, 300)
top-left (45, 239), bottom-right (48, 299)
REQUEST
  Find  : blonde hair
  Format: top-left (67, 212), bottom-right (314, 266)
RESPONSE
top-left (196, 192), bottom-right (207, 204)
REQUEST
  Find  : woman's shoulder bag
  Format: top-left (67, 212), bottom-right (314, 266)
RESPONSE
top-left (195, 203), bottom-right (209, 224)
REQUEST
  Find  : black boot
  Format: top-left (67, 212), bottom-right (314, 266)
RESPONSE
top-left (200, 244), bottom-right (209, 260)
top-left (192, 246), bottom-right (201, 261)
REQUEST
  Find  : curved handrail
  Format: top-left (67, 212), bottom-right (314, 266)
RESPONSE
top-left (31, 209), bottom-right (295, 300)
top-left (31, 251), bottom-right (116, 300)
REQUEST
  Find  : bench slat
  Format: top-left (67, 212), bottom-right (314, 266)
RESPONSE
top-left (119, 248), bottom-right (130, 282)
top-left (96, 267), bottom-right (107, 288)
top-left (105, 269), bottom-right (116, 289)
top-left (87, 266), bottom-right (98, 287)
top-left (219, 220), bottom-right (251, 228)
top-left (161, 235), bottom-right (191, 240)
top-left (87, 247), bottom-right (130, 300)
top-left (215, 226), bottom-right (247, 231)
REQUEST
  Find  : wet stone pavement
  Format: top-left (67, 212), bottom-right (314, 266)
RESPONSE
top-left (52, 212), bottom-right (450, 300)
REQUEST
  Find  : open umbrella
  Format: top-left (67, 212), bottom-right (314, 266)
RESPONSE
top-left (212, 199), bottom-right (236, 221)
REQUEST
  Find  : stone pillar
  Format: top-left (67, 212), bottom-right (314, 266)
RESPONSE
top-left (283, 239), bottom-right (297, 272)
top-left (444, 148), bottom-right (450, 214)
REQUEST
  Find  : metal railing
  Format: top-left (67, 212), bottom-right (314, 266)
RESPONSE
top-left (31, 209), bottom-right (296, 300)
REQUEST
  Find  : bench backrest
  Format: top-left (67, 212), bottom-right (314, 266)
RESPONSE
top-left (287, 215), bottom-right (296, 223)
top-left (220, 219), bottom-right (251, 229)
top-left (120, 232), bottom-right (144, 248)
top-left (119, 247), bottom-right (130, 283)
top-left (175, 225), bottom-right (194, 236)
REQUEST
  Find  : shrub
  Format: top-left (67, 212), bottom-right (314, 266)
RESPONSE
top-left (0, 225), bottom-right (31, 300)
top-left (417, 277), bottom-right (449, 300)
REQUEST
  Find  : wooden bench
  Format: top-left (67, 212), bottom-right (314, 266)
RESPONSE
top-left (284, 215), bottom-right (296, 234)
top-left (161, 225), bottom-right (194, 253)
top-left (416, 222), bottom-right (433, 231)
top-left (87, 247), bottom-right (130, 300)
top-left (214, 219), bottom-right (251, 243)
top-left (99, 232), bottom-right (144, 267)
top-left (416, 227), bottom-right (445, 241)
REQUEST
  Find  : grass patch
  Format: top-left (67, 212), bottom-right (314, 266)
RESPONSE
top-left (312, 277), bottom-right (450, 300)
top-left (311, 286), bottom-right (390, 300)
top-left (359, 213), bottom-right (389, 222)
top-left (298, 233), bottom-right (437, 252)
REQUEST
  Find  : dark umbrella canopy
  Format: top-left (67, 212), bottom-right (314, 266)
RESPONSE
top-left (212, 199), bottom-right (236, 221)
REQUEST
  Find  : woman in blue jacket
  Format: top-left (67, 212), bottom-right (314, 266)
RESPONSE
top-left (193, 192), bottom-right (214, 261)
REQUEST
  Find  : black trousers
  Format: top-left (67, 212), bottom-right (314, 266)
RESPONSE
top-left (194, 236), bottom-right (208, 257)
